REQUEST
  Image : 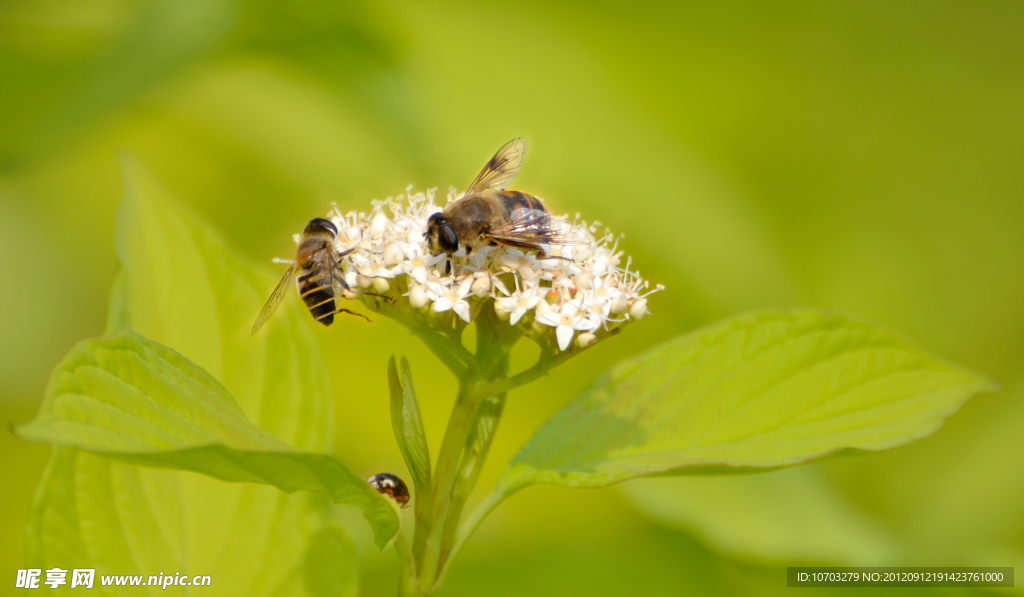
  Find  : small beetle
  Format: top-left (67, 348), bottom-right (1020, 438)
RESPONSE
top-left (367, 473), bottom-right (411, 508)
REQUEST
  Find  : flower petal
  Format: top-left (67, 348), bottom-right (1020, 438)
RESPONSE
top-left (555, 325), bottom-right (574, 351)
top-left (452, 301), bottom-right (472, 323)
top-left (432, 297), bottom-right (453, 312)
top-left (535, 312), bottom-right (562, 327)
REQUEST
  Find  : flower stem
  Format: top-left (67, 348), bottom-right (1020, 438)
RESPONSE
top-left (435, 388), bottom-right (506, 574)
top-left (377, 297), bottom-right (599, 593)
top-left (433, 305), bottom-right (514, 576)
top-left (394, 532), bottom-right (423, 597)
top-left (414, 376), bottom-right (484, 589)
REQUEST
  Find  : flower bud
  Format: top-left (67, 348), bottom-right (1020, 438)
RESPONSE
top-left (534, 299), bottom-right (552, 316)
top-left (610, 295), bottom-right (629, 315)
top-left (572, 272), bottom-right (592, 291)
top-left (493, 300), bottom-right (511, 320)
top-left (357, 274), bottom-right (373, 289)
top-left (372, 277), bottom-right (390, 293)
top-left (574, 244), bottom-right (595, 262)
top-left (519, 265), bottom-right (537, 281)
top-left (576, 332), bottom-right (597, 347)
top-left (409, 285), bottom-right (429, 308)
top-left (629, 298), bottom-right (648, 320)
top-left (471, 275), bottom-right (491, 298)
top-left (382, 242), bottom-right (403, 266)
top-left (368, 212), bottom-right (388, 236)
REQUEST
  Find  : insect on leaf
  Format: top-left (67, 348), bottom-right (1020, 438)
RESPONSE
top-left (17, 332), bottom-right (402, 545)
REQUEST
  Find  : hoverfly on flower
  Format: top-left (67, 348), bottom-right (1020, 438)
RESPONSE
top-left (424, 138), bottom-right (585, 270)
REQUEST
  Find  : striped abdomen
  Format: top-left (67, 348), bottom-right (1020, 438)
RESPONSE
top-left (497, 190), bottom-right (548, 218)
top-left (297, 251), bottom-right (336, 326)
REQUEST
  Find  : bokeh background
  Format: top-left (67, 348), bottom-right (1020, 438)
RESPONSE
top-left (2, 1), bottom-right (1022, 595)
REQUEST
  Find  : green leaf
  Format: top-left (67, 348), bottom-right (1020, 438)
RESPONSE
top-left (110, 158), bottom-right (398, 546)
top-left (17, 332), bottom-right (401, 545)
top-left (496, 311), bottom-right (995, 495)
top-left (388, 356), bottom-right (431, 495)
top-left (28, 447), bottom-right (357, 597)
top-left (621, 467), bottom-right (900, 565)
top-left (23, 160), bottom-right (394, 595)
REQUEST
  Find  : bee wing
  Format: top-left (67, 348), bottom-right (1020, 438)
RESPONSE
top-left (485, 209), bottom-right (588, 247)
top-left (465, 137), bottom-right (528, 195)
top-left (252, 263), bottom-right (296, 334)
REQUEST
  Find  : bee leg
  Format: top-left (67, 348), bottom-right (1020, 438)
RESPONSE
top-left (335, 308), bottom-right (372, 322)
top-left (445, 259), bottom-right (452, 275)
top-left (354, 289), bottom-right (393, 302)
top-left (538, 253), bottom-right (572, 262)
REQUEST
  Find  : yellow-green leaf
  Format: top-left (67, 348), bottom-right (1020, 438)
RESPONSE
top-left (23, 161), bottom-right (395, 596)
top-left (17, 332), bottom-right (400, 543)
top-left (621, 467), bottom-right (900, 565)
top-left (388, 356), bottom-right (431, 495)
top-left (497, 311), bottom-right (994, 495)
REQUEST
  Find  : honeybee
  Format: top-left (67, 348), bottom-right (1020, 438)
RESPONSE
top-left (251, 217), bottom-right (375, 334)
top-left (367, 473), bottom-right (410, 508)
top-left (425, 138), bottom-right (580, 263)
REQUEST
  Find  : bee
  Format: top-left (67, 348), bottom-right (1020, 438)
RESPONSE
top-left (252, 217), bottom-right (377, 334)
top-left (425, 138), bottom-right (580, 265)
top-left (367, 473), bottom-right (410, 508)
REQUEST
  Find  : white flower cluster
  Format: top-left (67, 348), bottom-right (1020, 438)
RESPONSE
top-left (317, 187), bottom-right (662, 351)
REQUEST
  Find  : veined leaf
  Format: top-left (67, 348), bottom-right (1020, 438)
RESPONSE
top-left (388, 356), bottom-right (431, 495)
top-left (27, 447), bottom-right (356, 597)
top-left (496, 311), bottom-right (994, 496)
top-left (17, 332), bottom-right (401, 542)
top-left (24, 161), bottom-right (394, 596)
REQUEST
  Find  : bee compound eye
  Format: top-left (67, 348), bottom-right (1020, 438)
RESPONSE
top-left (440, 224), bottom-right (460, 253)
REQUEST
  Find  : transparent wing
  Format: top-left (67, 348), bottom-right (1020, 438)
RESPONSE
top-left (465, 137), bottom-right (528, 195)
top-left (251, 263), bottom-right (295, 334)
top-left (485, 209), bottom-right (588, 247)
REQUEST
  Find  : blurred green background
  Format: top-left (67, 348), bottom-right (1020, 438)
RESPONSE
top-left (2, 1), bottom-right (1022, 595)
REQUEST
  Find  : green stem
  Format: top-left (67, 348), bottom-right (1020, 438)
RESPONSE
top-left (409, 320), bottom-right (472, 376)
top-left (414, 377), bottom-right (484, 588)
top-left (379, 295), bottom-right (594, 593)
top-left (436, 389), bottom-right (506, 575)
top-left (395, 311), bottom-right (473, 377)
top-left (395, 532), bottom-right (422, 597)
top-left (431, 306), bottom-right (517, 582)
top-left (475, 345), bottom-right (562, 397)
